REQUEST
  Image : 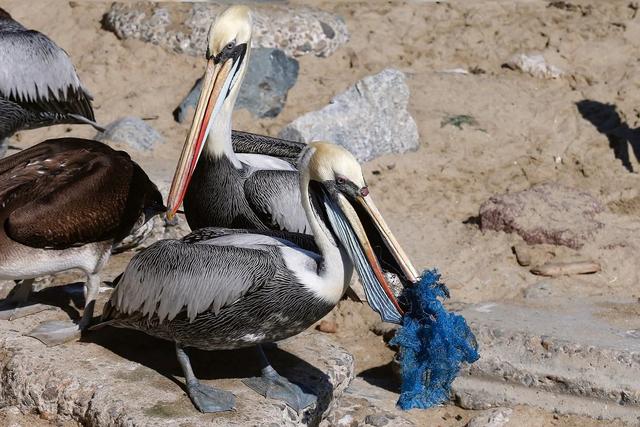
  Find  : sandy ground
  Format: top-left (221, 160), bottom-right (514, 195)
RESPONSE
top-left (2, 0), bottom-right (640, 425)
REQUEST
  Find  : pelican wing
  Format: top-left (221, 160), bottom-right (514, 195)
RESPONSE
top-left (232, 130), bottom-right (305, 166)
top-left (0, 29), bottom-right (94, 120)
top-left (109, 239), bottom-right (278, 322)
top-left (183, 226), bottom-right (318, 253)
top-left (244, 169), bottom-right (310, 234)
top-left (1, 138), bottom-right (160, 249)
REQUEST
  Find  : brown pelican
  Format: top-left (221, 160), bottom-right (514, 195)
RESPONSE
top-left (0, 8), bottom-right (102, 153)
top-left (0, 138), bottom-right (164, 346)
top-left (167, 6), bottom-right (309, 234)
top-left (96, 141), bottom-right (419, 413)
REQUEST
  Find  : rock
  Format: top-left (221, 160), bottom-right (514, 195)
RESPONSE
top-left (0, 314), bottom-right (355, 427)
top-left (317, 320), bottom-right (338, 333)
top-left (452, 301), bottom-right (640, 423)
top-left (465, 407), bottom-right (513, 427)
top-left (530, 259), bottom-right (601, 276)
top-left (96, 116), bottom-right (164, 151)
top-left (104, 2), bottom-right (349, 58)
top-left (364, 414), bottom-right (390, 426)
top-left (503, 53), bottom-right (564, 79)
top-left (321, 378), bottom-right (413, 427)
top-left (237, 48), bottom-right (299, 117)
top-left (479, 183), bottom-right (605, 249)
top-left (175, 47), bottom-right (299, 121)
top-left (280, 69), bottom-right (420, 162)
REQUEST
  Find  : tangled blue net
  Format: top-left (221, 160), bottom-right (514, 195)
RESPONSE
top-left (390, 269), bottom-right (479, 410)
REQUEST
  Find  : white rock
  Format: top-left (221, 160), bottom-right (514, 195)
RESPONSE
top-left (280, 69), bottom-right (420, 162)
top-left (466, 407), bottom-right (513, 427)
top-left (504, 53), bottom-right (564, 79)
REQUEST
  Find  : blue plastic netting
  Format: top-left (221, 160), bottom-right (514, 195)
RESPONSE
top-left (390, 269), bottom-right (479, 410)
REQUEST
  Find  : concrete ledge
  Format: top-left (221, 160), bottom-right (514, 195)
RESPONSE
top-left (452, 301), bottom-right (640, 424)
top-left (0, 309), bottom-right (354, 426)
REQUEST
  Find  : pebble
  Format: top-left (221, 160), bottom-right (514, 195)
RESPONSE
top-left (316, 320), bottom-right (338, 333)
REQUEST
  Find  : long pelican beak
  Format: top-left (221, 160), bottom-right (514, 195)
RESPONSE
top-left (166, 56), bottom-right (239, 219)
top-left (324, 190), bottom-right (418, 324)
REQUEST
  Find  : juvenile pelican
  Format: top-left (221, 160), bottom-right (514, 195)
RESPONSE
top-left (96, 142), bottom-right (419, 413)
top-left (0, 138), bottom-right (164, 345)
top-left (0, 8), bottom-right (102, 153)
top-left (167, 6), bottom-right (309, 233)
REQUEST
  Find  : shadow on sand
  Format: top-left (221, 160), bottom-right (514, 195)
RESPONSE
top-left (576, 99), bottom-right (640, 172)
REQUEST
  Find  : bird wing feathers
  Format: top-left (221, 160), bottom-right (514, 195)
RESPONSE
top-left (109, 239), bottom-right (278, 322)
top-left (244, 169), bottom-right (310, 234)
top-left (231, 130), bottom-right (305, 166)
top-left (0, 30), bottom-right (94, 120)
top-left (183, 226), bottom-right (318, 253)
top-left (1, 138), bottom-right (156, 248)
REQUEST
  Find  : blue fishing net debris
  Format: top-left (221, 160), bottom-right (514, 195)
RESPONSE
top-left (390, 269), bottom-right (479, 410)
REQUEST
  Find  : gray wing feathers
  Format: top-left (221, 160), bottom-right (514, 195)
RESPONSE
top-left (244, 170), bottom-right (310, 234)
top-left (232, 130), bottom-right (305, 164)
top-left (183, 227), bottom-right (318, 253)
top-left (111, 240), bottom-right (277, 322)
top-left (0, 31), bottom-right (88, 104)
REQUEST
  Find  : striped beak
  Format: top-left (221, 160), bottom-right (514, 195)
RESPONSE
top-left (324, 189), bottom-right (418, 324)
top-left (166, 56), bottom-right (239, 219)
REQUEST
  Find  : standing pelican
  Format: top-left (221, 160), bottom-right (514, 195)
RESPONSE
top-left (96, 142), bottom-right (419, 413)
top-left (0, 138), bottom-right (164, 346)
top-left (0, 8), bottom-right (102, 153)
top-left (167, 6), bottom-right (309, 233)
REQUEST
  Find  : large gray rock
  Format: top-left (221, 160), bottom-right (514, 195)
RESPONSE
top-left (280, 69), bottom-right (420, 163)
top-left (479, 183), bottom-right (605, 249)
top-left (104, 2), bottom-right (349, 58)
top-left (452, 301), bottom-right (640, 423)
top-left (96, 116), bottom-right (165, 151)
top-left (175, 47), bottom-right (299, 121)
top-left (0, 311), bottom-right (355, 427)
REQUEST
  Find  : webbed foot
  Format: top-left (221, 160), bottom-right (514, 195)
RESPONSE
top-left (187, 381), bottom-right (235, 413)
top-left (243, 366), bottom-right (316, 413)
top-left (27, 319), bottom-right (81, 346)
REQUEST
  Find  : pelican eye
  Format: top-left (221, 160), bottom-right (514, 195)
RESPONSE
top-left (336, 176), bottom-right (346, 185)
top-left (224, 41), bottom-right (236, 52)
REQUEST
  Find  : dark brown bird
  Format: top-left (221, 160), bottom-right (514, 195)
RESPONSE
top-left (0, 137), bottom-right (164, 346)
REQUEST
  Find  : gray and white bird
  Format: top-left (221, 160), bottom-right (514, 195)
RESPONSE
top-left (0, 8), bottom-right (102, 154)
top-left (96, 141), bottom-right (419, 413)
top-left (0, 138), bottom-right (164, 346)
top-left (166, 6), bottom-right (309, 233)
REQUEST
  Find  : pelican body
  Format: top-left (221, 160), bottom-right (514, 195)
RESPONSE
top-left (0, 138), bottom-right (164, 345)
top-left (0, 8), bottom-right (101, 152)
top-left (167, 6), bottom-right (309, 234)
top-left (98, 141), bottom-right (418, 413)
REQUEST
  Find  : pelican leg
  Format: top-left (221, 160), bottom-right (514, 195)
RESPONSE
top-left (243, 345), bottom-right (316, 413)
top-left (27, 274), bottom-right (100, 346)
top-left (176, 344), bottom-right (235, 413)
top-left (0, 279), bottom-right (52, 321)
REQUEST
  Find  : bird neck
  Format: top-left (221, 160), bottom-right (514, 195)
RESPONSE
top-left (203, 99), bottom-right (241, 168)
top-left (301, 181), bottom-right (350, 291)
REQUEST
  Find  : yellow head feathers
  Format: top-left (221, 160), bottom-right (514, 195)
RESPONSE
top-left (207, 6), bottom-right (252, 58)
top-left (300, 142), bottom-right (366, 188)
